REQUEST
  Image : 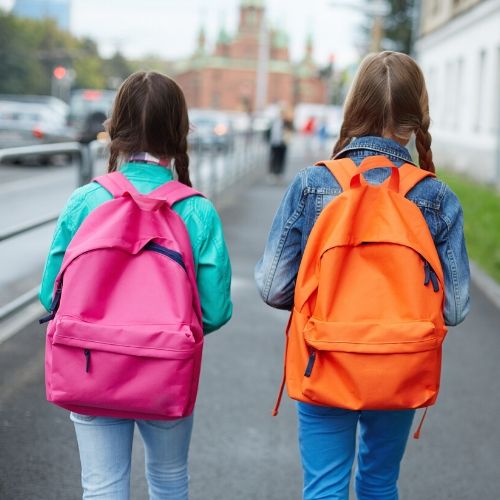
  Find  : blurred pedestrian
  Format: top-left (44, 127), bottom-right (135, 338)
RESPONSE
top-left (255, 52), bottom-right (470, 500)
top-left (39, 71), bottom-right (232, 500)
top-left (302, 115), bottom-right (316, 155)
top-left (316, 117), bottom-right (329, 154)
top-left (269, 107), bottom-right (293, 181)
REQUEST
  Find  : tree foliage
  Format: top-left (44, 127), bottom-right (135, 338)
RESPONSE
top-left (359, 0), bottom-right (417, 55)
top-left (0, 10), bottom-right (133, 96)
top-left (382, 0), bottom-right (417, 54)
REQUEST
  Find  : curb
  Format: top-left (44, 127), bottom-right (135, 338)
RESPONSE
top-left (470, 261), bottom-right (500, 310)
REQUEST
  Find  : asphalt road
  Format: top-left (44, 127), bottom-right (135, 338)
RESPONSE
top-left (1, 140), bottom-right (499, 499)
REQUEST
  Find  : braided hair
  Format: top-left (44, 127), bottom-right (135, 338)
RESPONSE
top-left (331, 51), bottom-right (436, 173)
top-left (105, 71), bottom-right (192, 185)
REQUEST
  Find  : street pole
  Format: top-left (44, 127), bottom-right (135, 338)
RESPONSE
top-left (255, 8), bottom-right (269, 112)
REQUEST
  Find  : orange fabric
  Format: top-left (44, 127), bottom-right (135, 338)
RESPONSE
top-left (280, 157), bottom-right (446, 412)
top-left (316, 159), bottom-right (358, 192)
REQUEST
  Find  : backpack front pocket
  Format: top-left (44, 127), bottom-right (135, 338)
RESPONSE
top-left (46, 317), bottom-right (202, 418)
top-left (300, 318), bottom-right (445, 410)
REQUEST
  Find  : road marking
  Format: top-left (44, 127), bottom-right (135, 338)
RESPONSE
top-left (0, 301), bottom-right (44, 345)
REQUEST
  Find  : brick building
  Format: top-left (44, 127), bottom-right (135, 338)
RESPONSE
top-left (174, 0), bottom-right (327, 112)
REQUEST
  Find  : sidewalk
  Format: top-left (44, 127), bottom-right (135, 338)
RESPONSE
top-left (1, 141), bottom-right (500, 499)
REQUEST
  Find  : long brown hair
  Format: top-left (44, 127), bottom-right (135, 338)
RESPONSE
top-left (105, 71), bottom-right (192, 185)
top-left (332, 51), bottom-right (435, 173)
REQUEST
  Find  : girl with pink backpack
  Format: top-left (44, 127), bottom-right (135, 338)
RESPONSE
top-left (39, 71), bottom-right (232, 499)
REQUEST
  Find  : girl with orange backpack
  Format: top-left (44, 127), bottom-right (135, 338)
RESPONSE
top-left (255, 52), bottom-right (470, 499)
top-left (40, 72), bottom-right (232, 499)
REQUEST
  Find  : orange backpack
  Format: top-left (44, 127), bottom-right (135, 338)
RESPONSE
top-left (273, 156), bottom-right (447, 431)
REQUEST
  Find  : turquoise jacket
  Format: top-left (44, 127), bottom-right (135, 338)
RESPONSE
top-left (39, 162), bottom-right (233, 334)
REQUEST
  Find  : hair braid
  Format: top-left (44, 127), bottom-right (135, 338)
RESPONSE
top-left (415, 126), bottom-right (435, 173)
top-left (108, 146), bottom-right (119, 173)
top-left (174, 141), bottom-right (192, 186)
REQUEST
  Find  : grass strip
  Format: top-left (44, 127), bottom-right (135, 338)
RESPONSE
top-left (439, 170), bottom-right (500, 284)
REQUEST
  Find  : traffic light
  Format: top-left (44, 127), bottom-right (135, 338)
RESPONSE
top-left (53, 66), bottom-right (67, 80)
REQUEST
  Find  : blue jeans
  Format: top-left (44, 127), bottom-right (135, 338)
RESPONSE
top-left (297, 403), bottom-right (415, 500)
top-left (70, 412), bottom-right (194, 500)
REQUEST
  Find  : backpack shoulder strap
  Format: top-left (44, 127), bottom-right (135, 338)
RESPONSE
top-left (93, 172), bottom-right (139, 198)
top-left (148, 180), bottom-right (204, 205)
top-left (398, 163), bottom-right (436, 197)
top-left (315, 158), bottom-right (358, 192)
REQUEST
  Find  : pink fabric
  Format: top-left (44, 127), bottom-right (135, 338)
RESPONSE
top-left (44, 173), bottom-right (204, 419)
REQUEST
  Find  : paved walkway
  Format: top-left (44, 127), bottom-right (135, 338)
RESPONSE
top-left (1, 144), bottom-right (500, 499)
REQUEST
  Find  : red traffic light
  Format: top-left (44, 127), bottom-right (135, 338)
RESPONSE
top-left (53, 66), bottom-right (67, 80)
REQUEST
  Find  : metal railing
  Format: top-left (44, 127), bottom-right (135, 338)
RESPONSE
top-left (0, 131), bottom-right (268, 321)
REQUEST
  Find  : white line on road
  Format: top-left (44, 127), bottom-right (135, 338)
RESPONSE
top-left (0, 301), bottom-right (44, 345)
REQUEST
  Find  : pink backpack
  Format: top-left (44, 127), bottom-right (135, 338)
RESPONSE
top-left (41, 172), bottom-right (204, 420)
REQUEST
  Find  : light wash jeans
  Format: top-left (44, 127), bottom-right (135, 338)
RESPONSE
top-left (297, 403), bottom-right (415, 500)
top-left (70, 412), bottom-right (194, 500)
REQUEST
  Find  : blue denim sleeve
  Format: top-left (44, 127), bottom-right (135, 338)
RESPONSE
top-left (435, 185), bottom-right (471, 326)
top-left (255, 171), bottom-right (306, 310)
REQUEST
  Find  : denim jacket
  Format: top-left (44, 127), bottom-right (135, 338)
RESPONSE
top-left (255, 136), bottom-right (470, 326)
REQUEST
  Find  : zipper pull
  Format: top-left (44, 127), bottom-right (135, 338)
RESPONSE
top-left (39, 283), bottom-right (63, 324)
top-left (304, 351), bottom-right (316, 378)
top-left (423, 260), bottom-right (431, 286)
top-left (429, 270), bottom-right (440, 292)
top-left (84, 349), bottom-right (91, 373)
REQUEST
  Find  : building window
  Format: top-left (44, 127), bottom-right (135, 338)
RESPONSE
top-left (454, 58), bottom-right (463, 130)
top-left (444, 60), bottom-right (454, 130)
top-left (495, 46), bottom-right (500, 133)
top-left (475, 49), bottom-right (486, 132)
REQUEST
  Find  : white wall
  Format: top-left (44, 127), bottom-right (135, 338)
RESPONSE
top-left (416, 0), bottom-right (500, 183)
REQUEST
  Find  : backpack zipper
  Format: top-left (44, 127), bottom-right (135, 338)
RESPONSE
top-left (39, 281), bottom-right (63, 324)
top-left (144, 242), bottom-right (187, 273)
top-left (304, 351), bottom-right (317, 377)
top-left (84, 349), bottom-right (91, 373)
top-left (423, 260), bottom-right (440, 292)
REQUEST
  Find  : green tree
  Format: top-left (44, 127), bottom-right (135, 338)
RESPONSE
top-left (383, 0), bottom-right (417, 54)
top-left (103, 51), bottom-right (133, 88)
top-left (73, 56), bottom-right (107, 89)
top-left (0, 12), bottom-right (47, 93)
top-left (0, 10), bottom-right (128, 95)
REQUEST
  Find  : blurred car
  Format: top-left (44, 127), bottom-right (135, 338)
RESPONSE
top-left (0, 99), bottom-right (75, 151)
top-left (0, 94), bottom-right (69, 121)
top-left (188, 109), bottom-right (234, 151)
top-left (68, 89), bottom-right (116, 143)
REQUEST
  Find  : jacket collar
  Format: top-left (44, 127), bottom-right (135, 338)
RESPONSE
top-left (334, 136), bottom-right (416, 166)
top-left (119, 162), bottom-right (174, 182)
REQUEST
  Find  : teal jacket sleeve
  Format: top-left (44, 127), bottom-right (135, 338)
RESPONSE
top-left (38, 188), bottom-right (91, 311)
top-left (192, 200), bottom-right (233, 334)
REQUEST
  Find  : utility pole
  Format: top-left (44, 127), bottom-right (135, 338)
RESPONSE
top-left (254, 7), bottom-right (269, 112)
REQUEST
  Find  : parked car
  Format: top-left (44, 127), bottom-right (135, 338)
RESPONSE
top-left (188, 109), bottom-right (234, 151)
top-left (68, 89), bottom-right (116, 143)
top-left (0, 99), bottom-right (74, 149)
top-left (0, 94), bottom-right (69, 121)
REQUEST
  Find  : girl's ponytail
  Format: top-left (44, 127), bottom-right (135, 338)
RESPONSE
top-left (415, 126), bottom-right (435, 173)
top-left (174, 148), bottom-right (192, 187)
top-left (108, 146), bottom-right (119, 173)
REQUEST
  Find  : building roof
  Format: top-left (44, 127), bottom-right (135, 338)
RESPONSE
top-left (272, 29), bottom-right (289, 48)
top-left (240, 0), bottom-right (265, 8)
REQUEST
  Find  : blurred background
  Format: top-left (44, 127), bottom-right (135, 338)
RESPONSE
top-left (0, 1), bottom-right (499, 499)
